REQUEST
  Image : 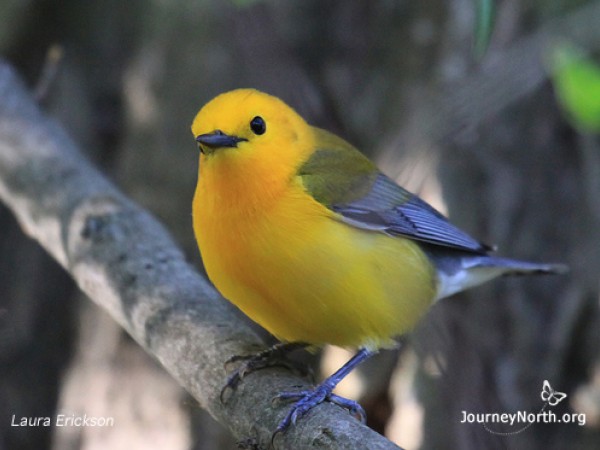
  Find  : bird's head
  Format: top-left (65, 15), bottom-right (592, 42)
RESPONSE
top-left (191, 89), bottom-right (312, 176)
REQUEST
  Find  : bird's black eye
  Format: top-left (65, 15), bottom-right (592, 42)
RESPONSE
top-left (250, 116), bottom-right (266, 135)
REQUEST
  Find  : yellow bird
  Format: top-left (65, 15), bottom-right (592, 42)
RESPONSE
top-left (191, 88), bottom-right (565, 432)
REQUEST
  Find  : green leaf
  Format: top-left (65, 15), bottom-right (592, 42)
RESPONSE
top-left (473, 0), bottom-right (495, 59)
top-left (551, 44), bottom-right (600, 133)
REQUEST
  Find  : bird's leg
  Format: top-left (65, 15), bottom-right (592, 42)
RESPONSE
top-left (274, 348), bottom-right (376, 435)
top-left (221, 342), bottom-right (310, 402)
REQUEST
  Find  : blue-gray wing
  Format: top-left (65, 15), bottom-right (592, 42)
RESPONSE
top-left (298, 129), bottom-right (491, 254)
top-left (331, 173), bottom-right (491, 254)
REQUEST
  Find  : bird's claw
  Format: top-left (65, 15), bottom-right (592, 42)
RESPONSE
top-left (220, 343), bottom-right (310, 403)
top-left (328, 393), bottom-right (366, 423)
top-left (271, 348), bottom-right (373, 442)
top-left (273, 386), bottom-right (366, 436)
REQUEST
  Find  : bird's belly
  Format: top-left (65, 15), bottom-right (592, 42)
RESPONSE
top-left (194, 192), bottom-right (437, 349)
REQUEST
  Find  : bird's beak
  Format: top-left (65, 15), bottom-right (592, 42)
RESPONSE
top-left (195, 130), bottom-right (247, 154)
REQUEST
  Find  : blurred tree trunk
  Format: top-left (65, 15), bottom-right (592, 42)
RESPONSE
top-left (412, 2), bottom-right (600, 449)
top-left (0, 210), bottom-right (76, 450)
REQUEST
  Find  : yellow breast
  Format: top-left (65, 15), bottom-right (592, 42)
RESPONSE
top-left (193, 154), bottom-right (436, 349)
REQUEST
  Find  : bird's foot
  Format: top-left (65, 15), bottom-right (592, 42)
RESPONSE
top-left (272, 347), bottom-right (374, 439)
top-left (221, 342), bottom-right (309, 402)
top-left (274, 385), bottom-right (366, 435)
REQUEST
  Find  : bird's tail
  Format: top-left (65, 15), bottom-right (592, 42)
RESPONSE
top-left (471, 256), bottom-right (569, 275)
top-left (434, 254), bottom-right (568, 300)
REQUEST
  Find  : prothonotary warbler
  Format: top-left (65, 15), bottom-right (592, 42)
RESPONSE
top-left (191, 88), bottom-right (566, 434)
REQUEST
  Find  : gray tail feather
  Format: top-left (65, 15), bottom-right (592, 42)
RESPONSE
top-left (430, 251), bottom-right (568, 300)
top-left (468, 256), bottom-right (569, 275)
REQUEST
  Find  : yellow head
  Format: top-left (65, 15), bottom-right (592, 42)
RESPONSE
top-left (191, 89), bottom-right (314, 182)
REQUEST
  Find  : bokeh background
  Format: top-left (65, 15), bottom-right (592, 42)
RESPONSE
top-left (1, 0), bottom-right (600, 449)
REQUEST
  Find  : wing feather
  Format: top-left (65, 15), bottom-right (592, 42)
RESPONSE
top-left (299, 129), bottom-right (490, 254)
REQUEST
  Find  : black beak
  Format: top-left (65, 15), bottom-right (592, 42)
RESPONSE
top-left (196, 130), bottom-right (247, 153)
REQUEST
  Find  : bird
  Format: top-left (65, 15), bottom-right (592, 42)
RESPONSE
top-left (190, 88), bottom-right (566, 434)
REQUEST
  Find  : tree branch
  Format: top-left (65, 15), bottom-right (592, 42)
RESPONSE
top-left (0, 60), bottom-right (401, 450)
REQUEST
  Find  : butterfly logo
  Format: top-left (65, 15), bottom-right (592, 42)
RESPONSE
top-left (541, 380), bottom-right (567, 406)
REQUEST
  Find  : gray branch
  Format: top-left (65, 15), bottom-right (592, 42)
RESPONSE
top-left (0, 61), bottom-right (401, 450)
